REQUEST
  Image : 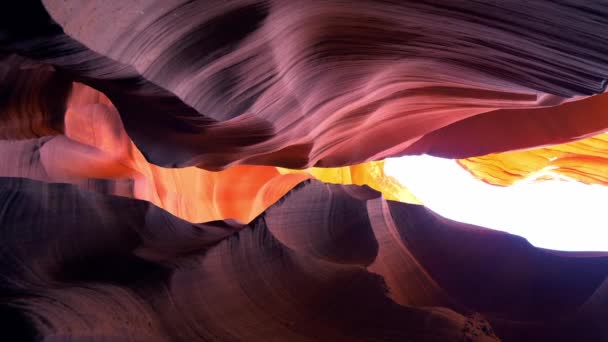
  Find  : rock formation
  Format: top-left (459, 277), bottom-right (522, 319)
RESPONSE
top-left (3, 178), bottom-right (607, 341)
top-left (2, 1), bottom-right (608, 169)
top-left (458, 132), bottom-right (608, 186)
top-left (278, 161), bottom-right (422, 204)
top-left (1, 1), bottom-right (608, 341)
top-left (0, 77), bottom-right (417, 222)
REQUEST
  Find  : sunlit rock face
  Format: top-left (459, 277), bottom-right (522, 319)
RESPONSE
top-left (2, 1), bottom-right (608, 341)
top-left (0, 77), bottom-right (417, 222)
top-left (278, 161), bottom-right (422, 204)
top-left (0, 78), bottom-right (311, 223)
top-left (458, 132), bottom-right (608, 186)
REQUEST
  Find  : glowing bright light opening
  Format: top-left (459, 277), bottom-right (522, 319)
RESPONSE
top-left (384, 155), bottom-right (608, 252)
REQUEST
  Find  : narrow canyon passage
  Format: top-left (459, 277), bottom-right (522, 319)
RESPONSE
top-left (1, 1), bottom-right (608, 341)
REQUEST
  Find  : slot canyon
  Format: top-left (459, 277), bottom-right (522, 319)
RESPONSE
top-left (1, 1), bottom-right (608, 341)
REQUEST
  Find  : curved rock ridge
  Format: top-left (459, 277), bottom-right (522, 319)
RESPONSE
top-left (278, 160), bottom-right (422, 204)
top-left (1, 1), bottom-right (608, 168)
top-left (2, 178), bottom-right (607, 341)
top-left (0, 79), bottom-right (310, 223)
top-left (408, 92), bottom-right (608, 159)
top-left (457, 132), bottom-right (608, 186)
top-left (0, 78), bottom-right (420, 222)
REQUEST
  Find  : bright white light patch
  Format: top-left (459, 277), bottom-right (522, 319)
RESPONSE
top-left (384, 155), bottom-right (608, 252)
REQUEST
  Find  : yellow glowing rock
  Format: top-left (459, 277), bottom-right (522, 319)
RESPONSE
top-left (277, 161), bottom-right (422, 204)
top-left (458, 133), bottom-right (608, 186)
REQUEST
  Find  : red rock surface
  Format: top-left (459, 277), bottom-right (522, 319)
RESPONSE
top-left (0, 74), bottom-right (311, 223)
top-left (2, 1), bottom-right (607, 169)
top-left (0, 78), bottom-right (419, 222)
top-left (1, 1), bottom-right (608, 341)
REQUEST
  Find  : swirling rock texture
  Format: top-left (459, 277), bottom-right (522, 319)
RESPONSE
top-left (2, 1), bottom-right (608, 341)
top-left (458, 132), bottom-right (608, 186)
top-left (2, 179), bottom-right (607, 341)
top-left (0, 75), bottom-right (415, 222)
top-left (2, 0), bottom-right (608, 169)
top-left (0, 74), bottom-right (311, 223)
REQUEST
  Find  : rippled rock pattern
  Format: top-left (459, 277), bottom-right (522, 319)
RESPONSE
top-left (2, 1), bottom-right (608, 341)
top-left (3, 1), bottom-right (608, 168)
top-left (3, 179), bottom-right (608, 341)
top-left (458, 132), bottom-right (608, 186)
top-left (0, 79), bottom-right (310, 222)
top-left (0, 78), bottom-right (416, 222)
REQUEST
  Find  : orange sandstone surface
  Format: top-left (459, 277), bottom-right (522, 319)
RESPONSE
top-left (10, 82), bottom-right (417, 223)
top-left (458, 132), bottom-right (608, 186)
